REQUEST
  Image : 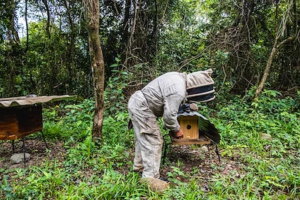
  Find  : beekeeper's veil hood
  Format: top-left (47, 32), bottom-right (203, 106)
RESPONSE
top-left (186, 69), bottom-right (215, 102)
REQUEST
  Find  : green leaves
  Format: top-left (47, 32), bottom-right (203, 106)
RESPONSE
top-left (2, 90), bottom-right (300, 199)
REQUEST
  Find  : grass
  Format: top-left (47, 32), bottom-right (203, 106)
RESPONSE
top-left (0, 90), bottom-right (300, 199)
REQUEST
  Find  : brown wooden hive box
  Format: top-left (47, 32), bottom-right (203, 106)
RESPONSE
top-left (0, 95), bottom-right (74, 141)
top-left (171, 115), bottom-right (211, 145)
top-left (0, 105), bottom-right (43, 140)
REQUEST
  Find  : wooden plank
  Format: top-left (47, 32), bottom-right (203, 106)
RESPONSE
top-left (172, 140), bottom-right (211, 145)
top-left (171, 134), bottom-right (211, 145)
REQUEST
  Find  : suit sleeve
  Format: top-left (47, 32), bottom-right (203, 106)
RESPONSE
top-left (162, 84), bottom-right (185, 132)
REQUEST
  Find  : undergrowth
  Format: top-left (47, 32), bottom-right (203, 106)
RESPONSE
top-left (0, 89), bottom-right (299, 199)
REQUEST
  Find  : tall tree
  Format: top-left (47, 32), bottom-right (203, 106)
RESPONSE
top-left (83, 0), bottom-right (105, 143)
top-left (255, 0), bottom-right (300, 99)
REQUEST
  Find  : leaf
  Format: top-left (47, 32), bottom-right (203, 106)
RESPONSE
top-left (265, 180), bottom-right (284, 188)
top-left (110, 64), bottom-right (118, 67)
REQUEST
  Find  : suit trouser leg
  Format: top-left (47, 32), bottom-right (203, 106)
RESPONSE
top-left (133, 125), bottom-right (143, 171)
top-left (129, 109), bottom-right (163, 178)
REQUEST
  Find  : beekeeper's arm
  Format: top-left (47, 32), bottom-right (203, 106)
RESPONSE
top-left (162, 85), bottom-right (185, 133)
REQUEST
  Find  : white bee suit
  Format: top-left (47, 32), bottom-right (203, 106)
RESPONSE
top-left (128, 70), bottom-right (214, 178)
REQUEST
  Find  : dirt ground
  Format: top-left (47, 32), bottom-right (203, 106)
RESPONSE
top-left (0, 139), bottom-right (66, 169)
top-left (0, 139), bottom-right (241, 189)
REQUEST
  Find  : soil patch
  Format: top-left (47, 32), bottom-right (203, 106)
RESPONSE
top-left (0, 139), bottom-right (66, 170)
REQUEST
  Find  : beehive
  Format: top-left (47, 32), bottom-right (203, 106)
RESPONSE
top-left (171, 113), bottom-right (212, 145)
top-left (0, 105), bottom-right (43, 140)
top-left (178, 115), bottom-right (199, 139)
top-left (0, 95), bottom-right (74, 141)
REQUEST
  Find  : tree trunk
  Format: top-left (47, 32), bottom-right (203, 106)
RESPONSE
top-left (254, 1), bottom-right (298, 99)
top-left (254, 37), bottom-right (279, 99)
top-left (122, 0), bottom-right (131, 44)
top-left (9, 0), bottom-right (20, 43)
top-left (255, 36), bottom-right (296, 99)
top-left (25, 0), bottom-right (29, 52)
top-left (41, 0), bottom-right (51, 39)
top-left (84, 0), bottom-right (105, 143)
top-left (64, 0), bottom-right (76, 92)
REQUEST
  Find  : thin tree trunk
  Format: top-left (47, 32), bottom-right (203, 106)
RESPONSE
top-left (293, 0), bottom-right (296, 34)
top-left (122, 0), bottom-right (131, 44)
top-left (254, 37), bottom-right (278, 99)
top-left (42, 0), bottom-right (51, 39)
top-left (151, 0), bottom-right (157, 38)
top-left (255, 0), bottom-right (299, 99)
top-left (25, 0), bottom-right (29, 52)
top-left (10, 0), bottom-right (20, 43)
top-left (63, 0), bottom-right (75, 91)
top-left (84, 0), bottom-right (105, 143)
top-left (160, 0), bottom-right (169, 25)
top-left (255, 36), bottom-right (296, 99)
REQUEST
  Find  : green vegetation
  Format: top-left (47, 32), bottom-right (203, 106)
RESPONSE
top-left (1, 89), bottom-right (299, 199)
top-left (1, 0), bottom-right (299, 199)
top-left (1, 0), bottom-right (299, 98)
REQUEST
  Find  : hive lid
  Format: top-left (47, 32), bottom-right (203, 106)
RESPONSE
top-left (0, 95), bottom-right (75, 108)
top-left (177, 111), bottom-right (208, 119)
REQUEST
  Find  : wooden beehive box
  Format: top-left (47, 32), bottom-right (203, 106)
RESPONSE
top-left (178, 115), bottom-right (199, 139)
top-left (0, 95), bottom-right (74, 141)
top-left (0, 105), bottom-right (43, 140)
top-left (171, 114), bottom-right (211, 145)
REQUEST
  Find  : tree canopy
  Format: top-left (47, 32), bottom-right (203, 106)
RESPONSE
top-left (0, 0), bottom-right (299, 100)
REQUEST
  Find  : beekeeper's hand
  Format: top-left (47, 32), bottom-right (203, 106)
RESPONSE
top-left (189, 103), bottom-right (198, 111)
top-left (173, 129), bottom-right (183, 139)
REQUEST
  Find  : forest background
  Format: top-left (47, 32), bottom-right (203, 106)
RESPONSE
top-left (0, 0), bottom-right (300, 199)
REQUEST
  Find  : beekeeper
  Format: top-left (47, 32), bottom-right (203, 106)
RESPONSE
top-left (128, 69), bottom-right (214, 179)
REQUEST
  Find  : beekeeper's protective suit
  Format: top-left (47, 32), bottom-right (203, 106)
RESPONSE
top-left (128, 69), bottom-right (214, 178)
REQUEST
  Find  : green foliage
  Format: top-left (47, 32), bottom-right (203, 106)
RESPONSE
top-left (1, 0), bottom-right (300, 198)
top-left (0, 19), bottom-right (91, 98)
top-left (43, 99), bottom-right (94, 141)
top-left (1, 0), bottom-right (299, 99)
top-left (1, 90), bottom-right (299, 199)
top-left (0, 175), bottom-right (15, 199)
top-left (104, 57), bottom-right (129, 114)
top-left (213, 88), bottom-right (300, 150)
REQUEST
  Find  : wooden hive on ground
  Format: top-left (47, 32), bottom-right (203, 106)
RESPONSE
top-left (171, 111), bottom-right (220, 145)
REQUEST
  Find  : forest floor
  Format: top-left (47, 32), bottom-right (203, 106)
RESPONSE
top-left (1, 94), bottom-right (300, 199)
top-left (1, 137), bottom-right (299, 199)
top-left (1, 139), bottom-right (246, 195)
top-left (1, 140), bottom-right (230, 177)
